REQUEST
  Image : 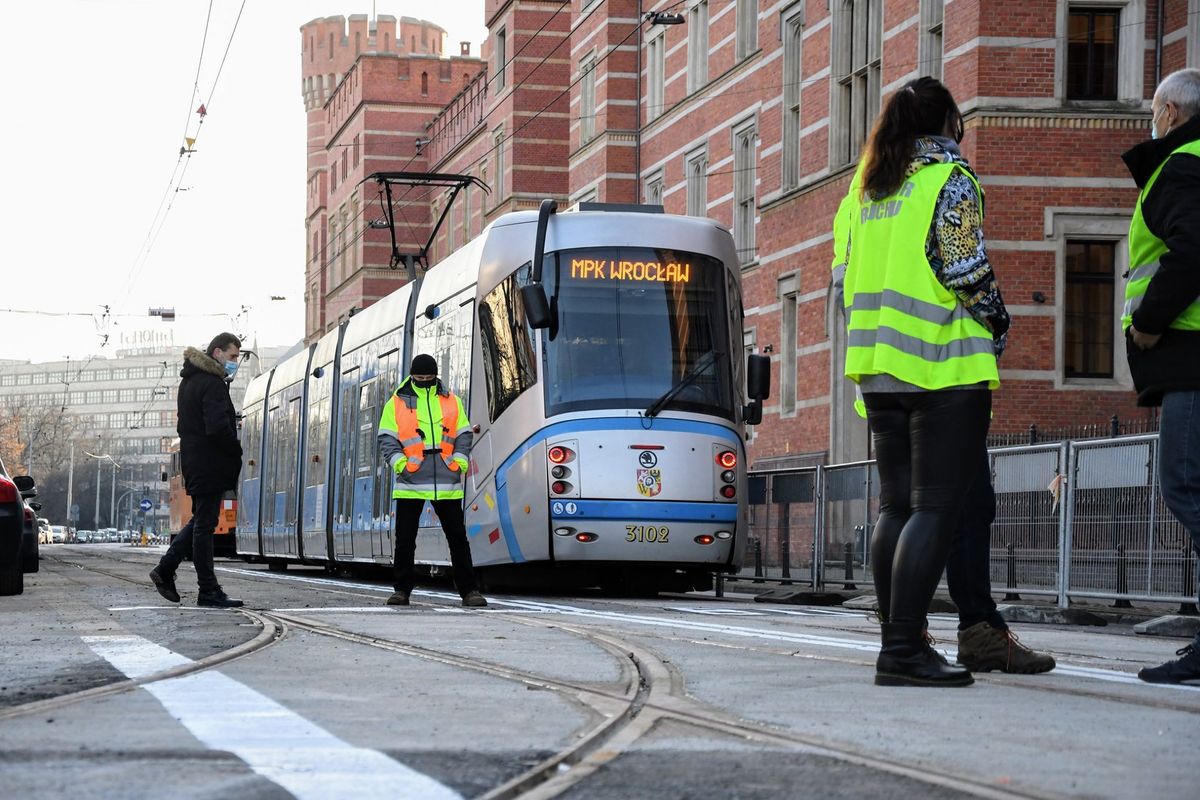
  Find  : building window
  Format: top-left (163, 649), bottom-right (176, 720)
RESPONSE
top-left (580, 54), bottom-right (597, 143)
top-left (1064, 240), bottom-right (1116, 379)
top-left (495, 28), bottom-right (507, 91)
top-left (919, 0), bottom-right (944, 80)
top-left (644, 169), bottom-right (664, 206)
top-left (492, 128), bottom-right (505, 202)
top-left (782, 6), bottom-right (803, 190)
top-left (647, 32), bottom-right (666, 122)
top-left (685, 147), bottom-right (708, 217)
top-left (688, 1), bottom-right (709, 93)
top-left (736, 0), bottom-right (758, 61)
top-left (733, 121), bottom-right (757, 264)
top-left (421, 71), bottom-right (429, 95)
top-left (832, 0), bottom-right (882, 167)
top-left (1067, 7), bottom-right (1119, 100)
top-left (780, 283), bottom-right (798, 412)
top-left (102, 389), bottom-right (118, 404)
top-left (119, 389), bottom-right (135, 403)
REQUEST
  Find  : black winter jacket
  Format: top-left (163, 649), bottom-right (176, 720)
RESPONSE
top-left (1121, 113), bottom-right (1200, 406)
top-left (177, 347), bottom-right (242, 496)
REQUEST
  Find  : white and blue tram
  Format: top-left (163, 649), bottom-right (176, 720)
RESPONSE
top-left (237, 202), bottom-right (770, 591)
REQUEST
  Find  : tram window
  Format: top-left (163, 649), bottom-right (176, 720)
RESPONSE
top-left (541, 247), bottom-right (734, 418)
top-left (479, 266), bottom-right (537, 421)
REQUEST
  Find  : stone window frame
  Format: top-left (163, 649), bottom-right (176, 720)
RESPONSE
top-left (732, 116), bottom-right (759, 265)
top-left (830, 0), bottom-right (883, 169)
top-left (781, 1), bottom-right (804, 191)
top-left (687, 0), bottom-right (710, 94)
top-left (644, 168), bottom-right (665, 207)
top-left (1046, 208), bottom-right (1135, 391)
top-left (918, 0), bottom-right (944, 81)
top-left (580, 51), bottom-right (598, 143)
top-left (684, 145), bottom-right (709, 218)
top-left (646, 30), bottom-right (666, 122)
top-left (737, 0), bottom-right (760, 61)
top-left (778, 272), bottom-right (799, 416)
top-left (1055, 0), bottom-right (1145, 107)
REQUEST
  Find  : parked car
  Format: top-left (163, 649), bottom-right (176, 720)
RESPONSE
top-left (0, 455), bottom-right (37, 595)
top-left (48, 525), bottom-right (67, 544)
top-left (37, 518), bottom-right (50, 545)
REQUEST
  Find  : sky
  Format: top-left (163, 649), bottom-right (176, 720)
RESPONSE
top-left (0, 0), bottom-right (487, 365)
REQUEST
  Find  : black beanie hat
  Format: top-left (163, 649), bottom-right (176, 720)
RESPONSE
top-left (410, 354), bottom-right (438, 375)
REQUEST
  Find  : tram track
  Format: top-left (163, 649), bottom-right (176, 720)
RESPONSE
top-left (0, 556), bottom-right (283, 723)
top-left (29, 549), bottom-right (1189, 799)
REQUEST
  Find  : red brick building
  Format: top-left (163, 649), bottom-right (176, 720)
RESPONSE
top-left (302, 2), bottom-right (1200, 467)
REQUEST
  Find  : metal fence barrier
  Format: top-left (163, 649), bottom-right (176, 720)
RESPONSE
top-left (739, 433), bottom-right (1199, 609)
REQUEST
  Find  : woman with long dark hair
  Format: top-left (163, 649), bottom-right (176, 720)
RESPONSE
top-left (842, 77), bottom-right (1009, 687)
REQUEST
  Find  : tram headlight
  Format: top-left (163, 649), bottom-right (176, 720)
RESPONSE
top-left (551, 465), bottom-right (570, 479)
top-left (716, 450), bottom-right (737, 469)
top-left (554, 527), bottom-right (575, 537)
top-left (715, 530), bottom-right (733, 540)
top-left (721, 470), bottom-right (735, 483)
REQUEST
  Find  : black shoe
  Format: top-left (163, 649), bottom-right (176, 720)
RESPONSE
top-left (876, 621), bottom-right (974, 687)
top-left (197, 590), bottom-right (244, 608)
top-left (150, 568), bottom-right (180, 603)
top-left (386, 591), bottom-right (410, 606)
top-left (461, 591), bottom-right (488, 608)
top-left (1138, 643), bottom-right (1200, 684)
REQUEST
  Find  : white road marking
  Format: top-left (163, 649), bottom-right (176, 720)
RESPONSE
top-left (84, 634), bottom-right (462, 800)
top-left (216, 566), bottom-right (1200, 693)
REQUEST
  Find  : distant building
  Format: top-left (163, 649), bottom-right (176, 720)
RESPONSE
top-left (1, 339), bottom-right (290, 530)
top-left (301, 3), bottom-right (1200, 466)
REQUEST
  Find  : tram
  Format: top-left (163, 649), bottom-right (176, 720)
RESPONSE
top-left (237, 201), bottom-right (769, 592)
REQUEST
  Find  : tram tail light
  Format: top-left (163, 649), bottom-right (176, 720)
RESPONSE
top-left (720, 485), bottom-right (736, 499)
top-left (551, 480), bottom-right (573, 495)
top-left (548, 446), bottom-right (575, 464)
top-left (694, 534), bottom-right (715, 545)
top-left (716, 450), bottom-right (737, 469)
top-left (575, 532), bottom-right (598, 543)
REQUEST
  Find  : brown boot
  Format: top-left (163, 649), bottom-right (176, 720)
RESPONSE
top-left (956, 622), bottom-right (1055, 674)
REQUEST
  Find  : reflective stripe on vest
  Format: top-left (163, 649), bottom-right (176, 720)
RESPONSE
top-left (392, 392), bottom-right (461, 473)
top-left (1124, 139), bottom-right (1200, 332)
top-left (843, 162), bottom-right (999, 391)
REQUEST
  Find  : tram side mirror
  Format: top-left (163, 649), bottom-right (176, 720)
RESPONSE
top-left (521, 284), bottom-right (553, 329)
top-left (13, 475), bottom-right (36, 498)
top-left (743, 353), bottom-right (770, 426)
top-left (747, 354), bottom-right (770, 401)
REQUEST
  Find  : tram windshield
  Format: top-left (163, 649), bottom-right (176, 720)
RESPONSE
top-left (541, 246), bottom-right (734, 418)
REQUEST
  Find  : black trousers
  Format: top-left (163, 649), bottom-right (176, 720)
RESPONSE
top-left (946, 450), bottom-right (1007, 630)
top-left (866, 389), bottom-right (992, 627)
top-left (158, 492), bottom-right (222, 593)
top-left (393, 498), bottom-right (478, 597)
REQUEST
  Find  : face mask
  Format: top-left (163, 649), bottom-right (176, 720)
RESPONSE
top-left (1151, 106), bottom-right (1169, 140)
top-left (224, 360), bottom-right (239, 379)
top-left (413, 377), bottom-right (437, 389)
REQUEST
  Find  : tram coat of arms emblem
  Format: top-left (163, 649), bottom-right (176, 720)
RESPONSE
top-left (636, 468), bottom-right (662, 497)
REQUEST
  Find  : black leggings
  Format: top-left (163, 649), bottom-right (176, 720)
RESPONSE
top-left (866, 389), bottom-right (992, 626)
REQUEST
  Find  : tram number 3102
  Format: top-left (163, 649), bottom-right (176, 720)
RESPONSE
top-left (626, 524), bottom-right (669, 543)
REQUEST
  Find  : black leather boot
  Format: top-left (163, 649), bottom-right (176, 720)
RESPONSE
top-left (876, 622), bottom-right (973, 687)
top-left (197, 589), bottom-right (244, 608)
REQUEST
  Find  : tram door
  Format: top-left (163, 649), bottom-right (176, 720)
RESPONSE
top-left (351, 380), bottom-right (377, 556)
top-left (333, 367), bottom-right (358, 558)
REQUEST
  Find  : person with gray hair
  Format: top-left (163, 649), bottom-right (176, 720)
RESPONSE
top-left (1121, 68), bottom-right (1200, 684)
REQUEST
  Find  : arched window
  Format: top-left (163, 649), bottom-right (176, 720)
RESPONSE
top-left (421, 72), bottom-right (429, 95)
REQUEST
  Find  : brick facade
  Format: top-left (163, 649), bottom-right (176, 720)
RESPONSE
top-left (303, 1), bottom-right (1199, 468)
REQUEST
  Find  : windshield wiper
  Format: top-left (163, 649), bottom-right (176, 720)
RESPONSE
top-left (644, 351), bottom-right (724, 418)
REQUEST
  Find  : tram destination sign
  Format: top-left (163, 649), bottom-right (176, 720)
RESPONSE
top-left (570, 257), bottom-right (691, 283)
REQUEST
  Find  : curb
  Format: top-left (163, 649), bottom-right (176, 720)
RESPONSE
top-left (1133, 614), bottom-right (1200, 639)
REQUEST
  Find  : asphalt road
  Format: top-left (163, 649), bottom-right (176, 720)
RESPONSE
top-left (1, 544), bottom-right (1196, 799)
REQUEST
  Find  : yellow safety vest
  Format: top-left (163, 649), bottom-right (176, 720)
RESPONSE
top-left (1122, 139), bottom-right (1200, 332)
top-left (844, 163), bottom-right (999, 391)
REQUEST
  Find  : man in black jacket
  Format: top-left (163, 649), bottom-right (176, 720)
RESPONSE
top-left (150, 333), bottom-right (245, 608)
top-left (1122, 69), bottom-right (1200, 684)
